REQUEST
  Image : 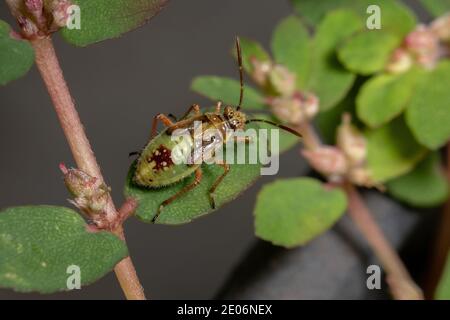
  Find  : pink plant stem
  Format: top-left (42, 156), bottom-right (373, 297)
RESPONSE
top-left (344, 182), bottom-right (423, 299)
top-left (297, 121), bottom-right (423, 299)
top-left (31, 36), bottom-right (145, 300)
top-left (424, 142), bottom-right (450, 298)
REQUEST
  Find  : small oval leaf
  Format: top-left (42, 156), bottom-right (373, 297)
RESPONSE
top-left (338, 30), bottom-right (401, 75)
top-left (292, 0), bottom-right (417, 37)
top-left (0, 20), bottom-right (34, 85)
top-left (61, 0), bottom-right (168, 47)
top-left (254, 177), bottom-right (347, 248)
top-left (238, 37), bottom-right (271, 75)
top-left (356, 68), bottom-right (421, 128)
top-left (387, 153), bottom-right (449, 208)
top-left (0, 206), bottom-right (127, 293)
top-left (406, 61), bottom-right (450, 150)
top-left (271, 15), bottom-right (311, 88)
top-left (306, 10), bottom-right (363, 111)
top-left (191, 76), bottom-right (266, 110)
top-left (419, 0), bottom-right (450, 17)
top-left (366, 117), bottom-right (427, 182)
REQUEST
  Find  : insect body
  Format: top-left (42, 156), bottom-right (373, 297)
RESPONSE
top-left (133, 38), bottom-right (302, 223)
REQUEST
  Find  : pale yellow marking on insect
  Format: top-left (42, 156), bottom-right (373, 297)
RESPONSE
top-left (162, 161), bottom-right (167, 166)
top-left (41, 262), bottom-right (47, 268)
top-left (5, 273), bottom-right (17, 280)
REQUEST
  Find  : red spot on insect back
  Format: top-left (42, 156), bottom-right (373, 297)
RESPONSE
top-left (149, 145), bottom-right (174, 171)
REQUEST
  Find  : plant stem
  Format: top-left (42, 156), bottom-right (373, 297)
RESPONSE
top-left (344, 182), bottom-right (423, 299)
top-left (424, 142), bottom-right (450, 298)
top-left (31, 36), bottom-right (145, 300)
top-left (297, 121), bottom-right (423, 299)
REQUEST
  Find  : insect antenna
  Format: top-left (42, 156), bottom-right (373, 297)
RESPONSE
top-left (245, 119), bottom-right (303, 138)
top-left (235, 36), bottom-right (244, 111)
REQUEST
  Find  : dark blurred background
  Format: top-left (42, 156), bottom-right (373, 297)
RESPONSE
top-left (0, 0), bottom-right (430, 299)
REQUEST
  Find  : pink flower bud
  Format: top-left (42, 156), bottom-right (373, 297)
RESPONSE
top-left (60, 163), bottom-right (110, 217)
top-left (302, 146), bottom-right (348, 177)
top-left (50, 0), bottom-right (73, 28)
top-left (405, 25), bottom-right (440, 69)
top-left (386, 48), bottom-right (413, 74)
top-left (17, 16), bottom-right (39, 37)
top-left (337, 114), bottom-right (367, 166)
top-left (269, 64), bottom-right (297, 97)
top-left (250, 57), bottom-right (272, 87)
top-left (269, 96), bottom-right (304, 125)
top-left (348, 167), bottom-right (378, 188)
top-left (297, 92), bottom-right (319, 119)
top-left (25, 0), bottom-right (43, 12)
top-left (431, 13), bottom-right (450, 43)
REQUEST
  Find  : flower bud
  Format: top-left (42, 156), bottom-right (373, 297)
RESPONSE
top-left (300, 92), bottom-right (319, 119)
top-left (269, 64), bottom-right (297, 97)
top-left (269, 96), bottom-right (304, 125)
top-left (431, 13), bottom-right (450, 43)
top-left (250, 57), bottom-right (272, 87)
top-left (25, 0), bottom-right (43, 13)
top-left (386, 48), bottom-right (413, 74)
top-left (348, 167), bottom-right (378, 188)
top-left (60, 163), bottom-right (110, 217)
top-left (405, 25), bottom-right (440, 69)
top-left (49, 0), bottom-right (72, 28)
top-left (337, 113), bottom-right (367, 166)
top-left (301, 146), bottom-right (348, 178)
top-left (17, 16), bottom-right (39, 38)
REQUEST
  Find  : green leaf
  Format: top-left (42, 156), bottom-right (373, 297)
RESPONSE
top-left (124, 123), bottom-right (270, 224)
top-left (0, 20), bottom-right (34, 85)
top-left (356, 68), bottom-right (421, 127)
top-left (292, 0), bottom-right (416, 37)
top-left (306, 10), bottom-right (363, 111)
top-left (60, 0), bottom-right (168, 47)
top-left (436, 253), bottom-right (450, 299)
top-left (191, 76), bottom-right (266, 110)
top-left (0, 206), bottom-right (127, 293)
top-left (338, 31), bottom-right (401, 75)
top-left (406, 61), bottom-right (450, 149)
top-left (271, 15), bottom-right (311, 88)
top-left (254, 177), bottom-right (347, 248)
top-left (251, 113), bottom-right (299, 154)
top-left (387, 153), bottom-right (449, 208)
top-left (419, 0), bottom-right (450, 17)
top-left (238, 37), bottom-right (271, 74)
top-left (366, 117), bottom-right (427, 182)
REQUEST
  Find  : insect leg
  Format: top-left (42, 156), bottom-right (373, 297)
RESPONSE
top-left (152, 168), bottom-right (203, 223)
top-left (150, 113), bottom-right (174, 139)
top-left (209, 162), bottom-right (230, 209)
top-left (179, 104), bottom-right (201, 120)
top-left (128, 151), bottom-right (141, 157)
top-left (166, 114), bottom-right (206, 134)
top-left (168, 113), bottom-right (178, 121)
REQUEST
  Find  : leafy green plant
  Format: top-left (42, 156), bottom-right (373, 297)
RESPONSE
top-left (1, 0), bottom-right (450, 301)
top-left (1, 0), bottom-right (169, 299)
top-left (192, 0), bottom-right (450, 299)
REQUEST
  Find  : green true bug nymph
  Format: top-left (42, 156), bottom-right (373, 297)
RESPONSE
top-left (133, 37), bottom-right (302, 223)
